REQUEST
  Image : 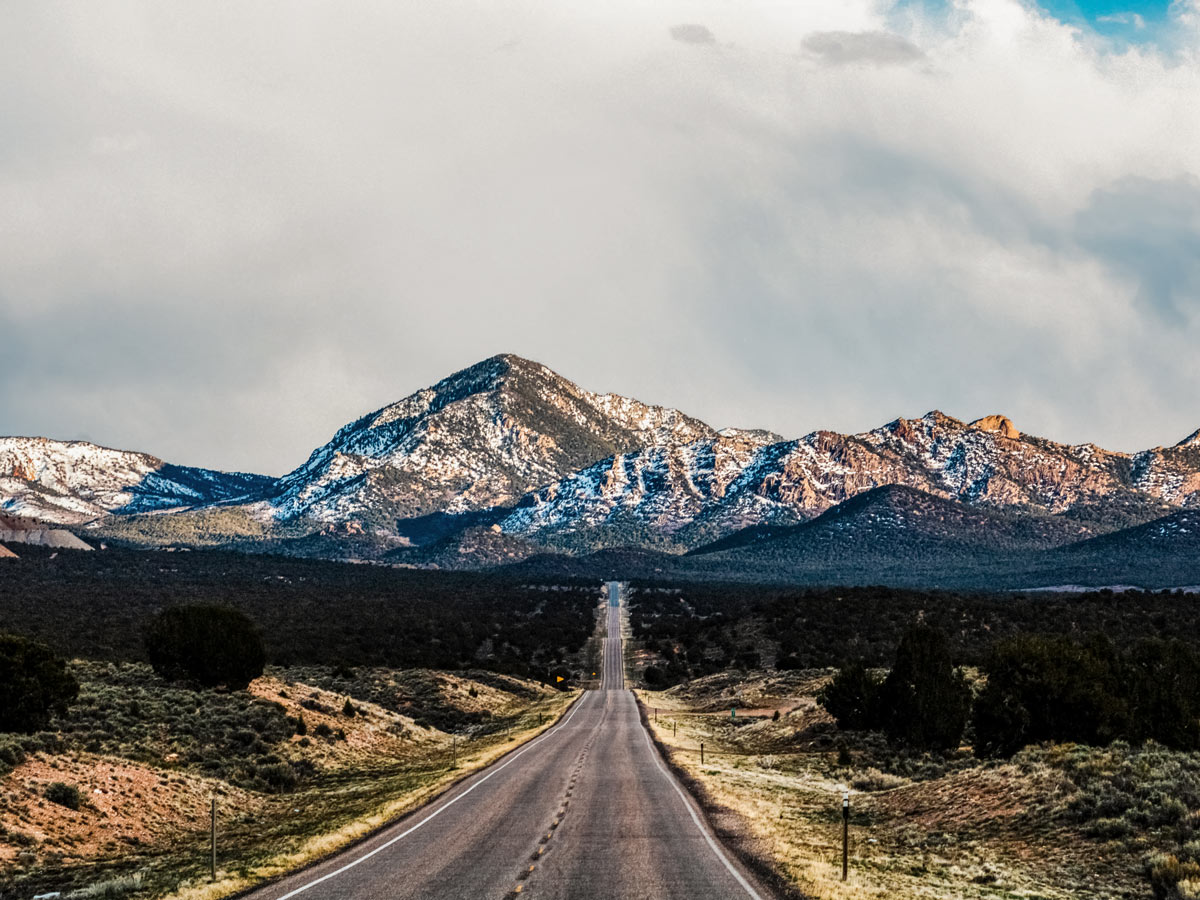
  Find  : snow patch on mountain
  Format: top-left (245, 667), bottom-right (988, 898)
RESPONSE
top-left (266, 354), bottom-right (720, 524)
top-left (0, 437), bottom-right (272, 524)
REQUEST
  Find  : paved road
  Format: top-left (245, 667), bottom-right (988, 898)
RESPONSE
top-left (246, 581), bottom-right (770, 900)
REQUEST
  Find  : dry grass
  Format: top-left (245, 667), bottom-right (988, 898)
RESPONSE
top-left (0, 666), bottom-right (577, 900)
top-left (162, 691), bottom-right (576, 900)
top-left (639, 671), bottom-right (1147, 900)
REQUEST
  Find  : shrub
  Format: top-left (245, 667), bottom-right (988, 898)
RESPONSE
top-left (1148, 853), bottom-right (1200, 900)
top-left (45, 781), bottom-right (82, 810)
top-left (851, 767), bottom-right (907, 792)
top-left (144, 605), bottom-right (265, 690)
top-left (313, 722), bottom-right (333, 738)
top-left (256, 761), bottom-right (299, 793)
top-left (342, 698), bottom-right (358, 717)
top-left (974, 634), bottom-right (1130, 758)
top-left (642, 665), bottom-right (668, 688)
top-left (1126, 640), bottom-right (1200, 750)
top-left (876, 625), bottom-right (972, 751)
top-left (65, 872), bottom-right (143, 899)
top-left (0, 633), bottom-right (79, 733)
top-left (817, 661), bottom-right (881, 731)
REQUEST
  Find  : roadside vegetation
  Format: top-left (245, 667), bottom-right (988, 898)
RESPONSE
top-left (0, 550), bottom-right (600, 898)
top-left (629, 583), bottom-right (1200, 900)
top-left (630, 581), bottom-right (1200, 681)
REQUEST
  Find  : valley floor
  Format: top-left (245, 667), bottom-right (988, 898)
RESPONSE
top-left (638, 671), bottom-right (1200, 900)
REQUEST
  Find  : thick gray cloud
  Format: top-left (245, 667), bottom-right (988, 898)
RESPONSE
top-left (1, 0), bottom-right (1200, 475)
top-left (1075, 175), bottom-right (1200, 323)
top-left (801, 30), bottom-right (925, 66)
top-left (670, 24), bottom-right (716, 45)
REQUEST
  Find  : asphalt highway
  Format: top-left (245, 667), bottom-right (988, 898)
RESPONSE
top-left (245, 580), bottom-right (771, 899)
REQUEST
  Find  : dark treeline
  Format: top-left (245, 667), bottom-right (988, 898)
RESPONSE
top-left (628, 579), bottom-right (1200, 759)
top-left (0, 547), bottom-right (597, 677)
top-left (629, 581), bottom-right (1200, 683)
top-left (973, 634), bottom-right (1200, 756)
top-left (819, 626), bottom-right (1200, 757)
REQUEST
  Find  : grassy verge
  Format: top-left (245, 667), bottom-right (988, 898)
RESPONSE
top-left (638, 671), bottom-right (1199, 900)
top-left (0, 662), bottom-right (577, 900)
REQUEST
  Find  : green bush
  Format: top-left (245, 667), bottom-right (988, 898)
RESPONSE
top-left (1127, 640), bottom-right (1200, 750)
top-left (642, 665), bottom-right (668, 688)
top-left (978, 634), bottom-right (1129, 757)
top-left (817, 661), bottom-right (881, 731)
top-left (144, 605), bottom-right (265, 690)
top-left (1148, 852), bottom-right (1200, 899)
top-left (0, 633), bottom-right (79, 733)
top-left (45, 781), bottom-right (82, 810)
top-left (877, 625), bottom-right (972, 751)
top-left (256, 761), bottom-right (299, 793)
top-left (974, 635), bottom-right (1200, 758)
top-left (818, 627), bottom-right (971, 751)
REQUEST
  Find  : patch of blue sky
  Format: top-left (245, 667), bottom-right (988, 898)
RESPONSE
top-left (1039, 0), bottom-right (1171, 32)
top-left (890, 0), bottom-right (1180, 49)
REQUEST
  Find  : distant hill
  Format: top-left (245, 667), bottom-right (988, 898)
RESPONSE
top-left (1020, 508), bottom-right (1200, 589)
top-left (676, 485), bottom-right (1088, 585)
top-left (691, 484), bottom-right (1090, 558)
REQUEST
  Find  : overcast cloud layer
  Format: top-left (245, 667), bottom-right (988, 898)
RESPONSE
top-left (2, 1), bottom-right (1199, 475)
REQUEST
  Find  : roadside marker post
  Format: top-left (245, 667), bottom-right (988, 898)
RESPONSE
top-left (210, 796), bottom-right (217, 882)
top-left (701, 742), bottom-right (705, 765)
top-left (842, 791), bottom-right (850, 881)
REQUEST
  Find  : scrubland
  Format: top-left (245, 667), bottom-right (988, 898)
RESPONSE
top-left (0, 661), bottom-right (575, 900)
top-left (640, 670), bottom-right (1200, 900)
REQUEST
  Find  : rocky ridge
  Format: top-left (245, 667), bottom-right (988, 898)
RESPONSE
top-left (3, 355), bottom-right (1200, 566)
top-left (0, 437), bottom-right (272, 525)
top-left (262, 354), bottom-right (716, 526)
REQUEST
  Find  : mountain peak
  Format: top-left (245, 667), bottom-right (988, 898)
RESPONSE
top-left (270, 354), bottom-right (717, 523)
top-left (969, 414), bottom-right (1020, 440)
top-left (1176, 427), bottom-right (1200, 448)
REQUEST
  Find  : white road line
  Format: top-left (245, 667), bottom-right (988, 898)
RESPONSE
top-left (639, 724), bottom-right (765, 900)
top-left (272, 691), bottom-right (594, 900)
top-left (615, 583), bottom-right (764, 900)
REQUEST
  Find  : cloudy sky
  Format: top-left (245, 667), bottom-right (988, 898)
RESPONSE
top-left (2, 1), bottom-right (1199, 475)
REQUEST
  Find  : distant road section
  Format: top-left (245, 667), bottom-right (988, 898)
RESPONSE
top-left (245, 581), bottom-right (770, 899)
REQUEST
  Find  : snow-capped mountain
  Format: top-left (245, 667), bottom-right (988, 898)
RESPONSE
top-left (493, 410), bottom-right (1196, 551)
top-left (0, 437), bottom-right (272, 524)
top-left (263, 354), bottom-right (716, 525)
top-left (4, 354), bottom-right (1200, 567)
